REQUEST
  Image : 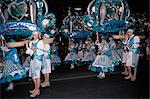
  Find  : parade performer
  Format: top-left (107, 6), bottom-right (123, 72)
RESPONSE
top-left (89, 36), bottom-right (114, 79)
top-left (0, 39), bottom-right (27, 91)
top-left (124, 29), bottom-right (140, 81)
top-left (108, 36), bottom-right (121, 66)
top-left (51, 42), bottom-right (61, 70)
top-left (121, 33), bottom-right (129, 76)
top-left (64, 38), bottom-right (80, 69)
top-left (116, 40), bottom-right (123, 60)
top-left (77, 41), bottom-right (86, 62)
top-left (41, 33), bottom-right (53, 87)
top-left (82, 38), bottom-right (96, 67)
top-left (26, 31), bottom-right (44, 97)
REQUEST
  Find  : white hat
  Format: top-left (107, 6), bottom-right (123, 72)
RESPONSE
top-left (127, 29), bottom-right (134, 33)
top-left (44, 33), bottom-right (50, 38)
top-left (32, 31), bottom-right (40, 35)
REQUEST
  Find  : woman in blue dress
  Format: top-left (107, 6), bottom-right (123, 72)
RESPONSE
top-left (0, 44), bottom-right (26, 91)
top-left (51, 43), bottom-right (61, 70)
top-left (0, 35), bottom-right (31, 90)
top-left (89, 37), bottom-right (114, 79)
top-left (82, 38), bottom-right (96, 67)
top-left (108, 36), bottom-right (121, 66)
top-left (77, 41), bottom-right (86, 62)
top-left (64, 39), bottom-right (80, 69)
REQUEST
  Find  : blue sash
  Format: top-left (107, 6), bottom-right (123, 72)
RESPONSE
top-left (101, 51), bottom-right (111, 56)
top-left (46, 51), bottom-right (51, 59)
top-left (33, 40), bottom-right (43, 61)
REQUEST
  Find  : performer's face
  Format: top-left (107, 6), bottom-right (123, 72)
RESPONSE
top-left (33, 34), bottom-right (39, 40)
top-left (128, 32), bottom-right (133, 36)
top-left (102, 39), bottom-right (106, 44)
top-left (47, 38), bottom-right (54, 44)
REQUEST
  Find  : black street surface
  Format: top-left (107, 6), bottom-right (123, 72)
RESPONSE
top-left (0, 59), bottom-right (149, 99)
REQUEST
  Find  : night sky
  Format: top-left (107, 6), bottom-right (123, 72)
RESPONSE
top-left (45, 0), bottom-right (149, 27)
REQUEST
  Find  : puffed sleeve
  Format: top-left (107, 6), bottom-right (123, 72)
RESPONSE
top-left (133, 36), bottom-right (140, 48)
top-left (26, 42), bottom-right (34, 56)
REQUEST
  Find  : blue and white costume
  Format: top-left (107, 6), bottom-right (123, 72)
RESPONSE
top-left (77, 43), bottom-right (86, 61)
top-left (41, 43), bottom-right (51, 74)
top-left (126, 35), bottom-right (140, 68)
top-left (65, 43), bottom-right (80, 64)
top-left (89, 43), bottom-right (114, 73)
top-left (22, 56), bottom-right (31, 75)
top-left (0, 48), bottom-right (26, 84)
top-left (121, 37), bottom-right (129, 64)
top-left (109, 40), bottom-right (121, 66)
top-left (26, 39), bottom-right (44, 78)
top-left (116, 41), bottom-right (123, 60)
top-left (51, 44), bottom-right (61, 68)
top-left (82, 43), bottom-right (96, 64)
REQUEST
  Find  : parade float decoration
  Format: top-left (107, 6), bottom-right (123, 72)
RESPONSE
top-left (0, 0), bottom-right (56, 36)
top-left (82, 0), bottom-right (132, 34)
top-left (0, 0), bottom-right (56, 84)
top-left (61, 7), bottom-right (91, 40)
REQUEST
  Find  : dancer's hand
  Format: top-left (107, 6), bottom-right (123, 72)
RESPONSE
top-left (31, 46), bottom-right (35, 51)
top-left (24, 40), bottom-right (29, 45)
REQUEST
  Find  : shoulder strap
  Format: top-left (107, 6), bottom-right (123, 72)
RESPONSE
top-left (33, 40), bottom-right (43, 51)
top-left (33, 40), bottom-right (40, 48)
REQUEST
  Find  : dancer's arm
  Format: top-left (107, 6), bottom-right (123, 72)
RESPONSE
top-left (7, 40), bottom-right (29, 48)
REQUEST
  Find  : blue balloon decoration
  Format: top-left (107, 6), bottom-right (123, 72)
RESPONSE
top-left (82, 0), bottom-right (130, 33)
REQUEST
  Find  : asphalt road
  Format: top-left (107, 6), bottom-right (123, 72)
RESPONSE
top-left (0, 59), bottom-right (149, 99)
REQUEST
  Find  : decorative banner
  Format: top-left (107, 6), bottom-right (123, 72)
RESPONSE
top-left (0, 20), bottom-right (40, 36)
top-left (101, 20), bottom-right (126, 32)
top-left (8, 1), bottom-right (27, 21)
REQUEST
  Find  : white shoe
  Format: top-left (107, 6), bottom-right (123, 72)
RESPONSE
top-left (101, 73), bottom-right (105, 78)
top-left (5, 84), bottom-right (14, 91)
top-left (70, 64), bottom-right (74, 69)
top-left (41, 82), bottom-right (50, 87)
